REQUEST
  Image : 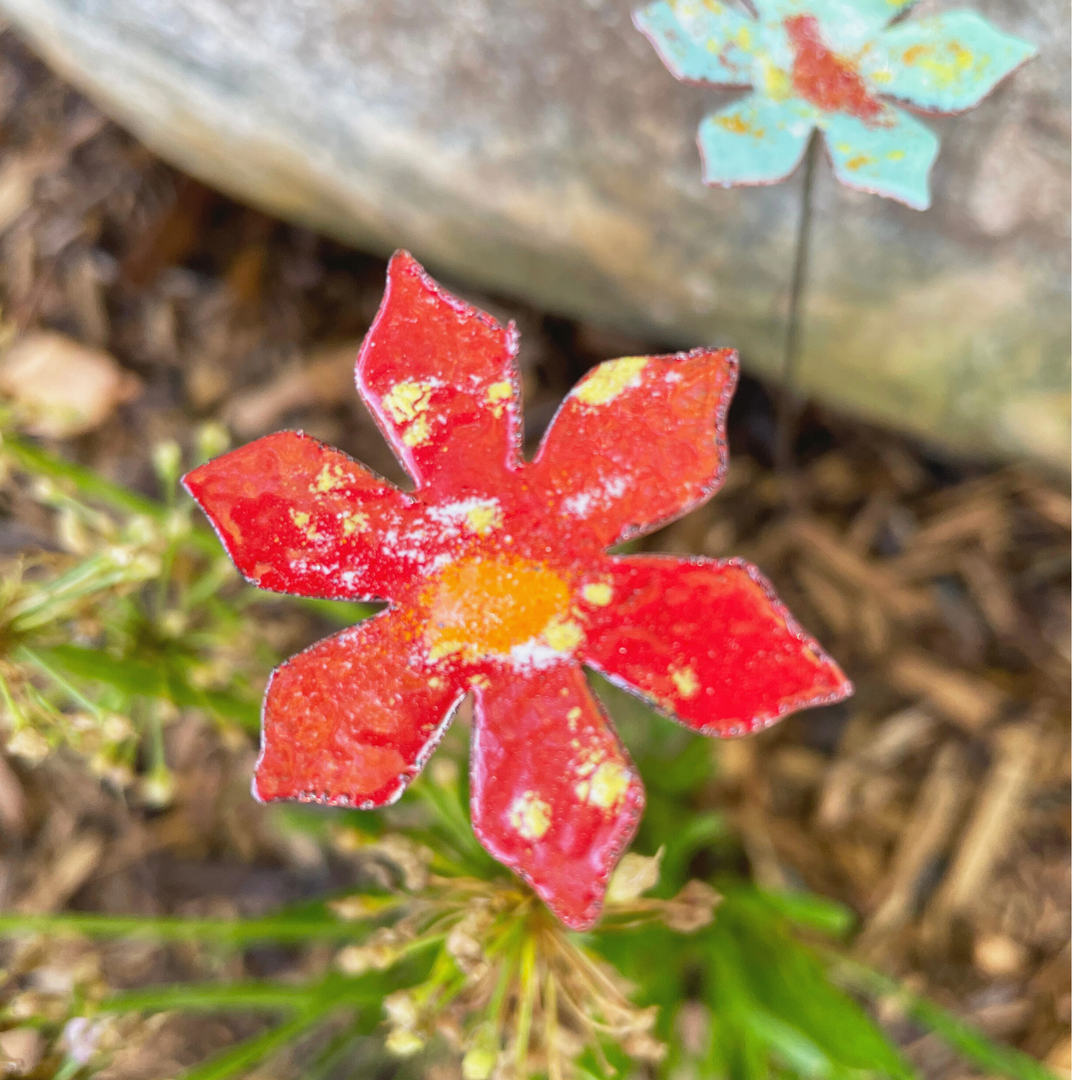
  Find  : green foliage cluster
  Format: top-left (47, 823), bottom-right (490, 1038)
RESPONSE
top-left (0, 434), bottom-right (1058, 1080)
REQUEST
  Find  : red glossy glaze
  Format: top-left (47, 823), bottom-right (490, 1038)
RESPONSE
top-left (184, 251), bottom-right (853, 929)
top-left (784, 14), bottom-right (884, 121)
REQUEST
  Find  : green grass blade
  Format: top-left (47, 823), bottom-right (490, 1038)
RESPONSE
top-left (0, 911), bottom-right (356, 944)
top-left (743, 1010), bottom-right (833, 1079)
top-left (107, 982), bottom-right (323, 1014)
top-left (35, 644), bottom-right (260, 729)
top-left (753, 889), bottom-right (855, 938)
top-left (178, 1008), bottom-right (332, 1080)
top-left (832, 957), bottom-right (1059, 1080)
top-left (3, 435), bottom-right (164, 520)
top-left (106, 973), bottom-right (388, 1016)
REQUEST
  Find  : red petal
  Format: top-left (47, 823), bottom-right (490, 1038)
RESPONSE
top-left (471, 664), bottom-right (644, 929)
top-left (357, 252), bottom-right (521, 496)
top-left (582, 556), bottom-right (852, 736)
top-left (532, 349), bottom-right (736, 548)
top-left (255, 610), bottom-right (464, 806)
top-left (183, 431), bottom-right (420, 601)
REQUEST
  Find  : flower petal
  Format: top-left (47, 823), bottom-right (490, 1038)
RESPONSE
top-left (357, 251), bottom-right (522, 495)
top-left (183, 431), bottom-right (420, 601)
top-left (471, 664), bottom-right (644, 929)
top-left (697, 94), bottom-right (813, 187)
top-left (256, 610), bottom-right (464, 806)
top-left (531, 348), bottom-right (736, 548)
top-left (754, 0), bottom-right (913, 39)
top-left (581, 556), bottom-right (851, 736)
top-left (634, 0), bottom-right (758, 86)
top-left (821, 105), bottom-right (939, 209)
top-left (865, 11), bottom-right (1036, 113)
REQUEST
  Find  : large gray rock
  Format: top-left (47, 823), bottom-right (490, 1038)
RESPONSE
top-left (1, 0), bottom-right (1068, 467)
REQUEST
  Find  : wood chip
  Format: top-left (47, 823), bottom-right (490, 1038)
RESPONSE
top-left (793, 562), bottom-right (852, 636)
top-left (224, 343), bottom-right (356, 435)
top-left (0, 750), bottom-right (25, 839)
top-left (0, 155), bottom-right (40, 235)
top-left (1018, 482), bottom-right (1070, 530)
top-left (927, 722), bottom-right (1042, 922)
top-left (957, 550), bottom-right (1021, 639)
top-left (888, 650), bottom-right (1007, 731)
top-left (858, 742), bottom-right (968, 951)
top-left (973, 933), bottom-right (1029, 978)
top-left (17, 831), bottom-right (103, 913)
top-left (786, 517), bottom-right (931, 620)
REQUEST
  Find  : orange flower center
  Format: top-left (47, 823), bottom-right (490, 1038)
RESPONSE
top-left (421, 557), bottom-right (583, 662)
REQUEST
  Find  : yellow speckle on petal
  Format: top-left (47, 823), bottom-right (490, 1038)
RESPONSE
top-left (509, 792), bottom-right (551, 840)
top-left (402, 415), bottom-right (432, 448)
top-left (735, 24), bottom-right (752, 50)
top-left (584, 761), bottom-right (632, 810)
top-left (427, 676), bottom-right (444, 689)
top-left (383, 380), bottom-right (432, 424)
top-left (902, 43), bottom-right (932, 65)
top-left (670, 665), bottom-right (700, 699)
top-left (541, 614), bottom-right (584, 654)
top-left (290, 509), bottom-right (319, 541)
top-left (465, 503), bottom-right (502, 536)
top-left (886, 149), bottom-right (906, 161)
top-left (846, 154), bottom-right (874, 171)
top-left (571, 356), bottom-right (649, 407)
top-left (582, 582), bottom-right (613, 607)
top-left (311, 462), bottom-right (348, 493)
top-left (486, 380), bottom-right (513, 417)
top-left (761, 60), bottom-right (791, 100)
top-left (567, 706), bottom-right (582, 731)
top-left (341, 510), bottom-right (369, 536)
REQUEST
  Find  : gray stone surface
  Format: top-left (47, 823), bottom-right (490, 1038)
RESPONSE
top-left (1, 0), bottom-right (1068, 467)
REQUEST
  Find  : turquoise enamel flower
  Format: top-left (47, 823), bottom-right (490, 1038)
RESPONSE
top-left (634, 0), bottom-right (1036, 209)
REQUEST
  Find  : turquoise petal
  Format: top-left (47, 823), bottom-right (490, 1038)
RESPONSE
top-left (821, 107), bottom-right (939, 209)
top-left (863, 11), bottom-right (1037, 112)
top-left (698, 94), bottom-right (813, 186)
top-left (753, 0), bottom-right (913, 41)
top-left (634, 0), bottom-right (757, 85)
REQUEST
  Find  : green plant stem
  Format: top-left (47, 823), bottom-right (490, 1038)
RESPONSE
top-left (775, 131), bottom-right (818, 480)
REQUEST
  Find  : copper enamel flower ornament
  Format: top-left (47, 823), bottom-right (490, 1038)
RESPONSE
top-left (634, 0), bottom-right (1036, 209)
top-left (183, 253), bottom-right (852, 929)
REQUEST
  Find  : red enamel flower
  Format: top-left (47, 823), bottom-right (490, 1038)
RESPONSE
top-left (184, 253), bottom-right (852, 929)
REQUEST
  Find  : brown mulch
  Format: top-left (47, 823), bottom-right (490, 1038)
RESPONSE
top-left (0, 26), bottom-right (1069, 1080)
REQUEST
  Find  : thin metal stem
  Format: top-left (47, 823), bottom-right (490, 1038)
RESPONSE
top-left (775, 129), bottom-right (818, 480)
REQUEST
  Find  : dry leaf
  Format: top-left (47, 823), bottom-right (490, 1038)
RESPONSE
top-left (0, 331), bottom-right (141, 438)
